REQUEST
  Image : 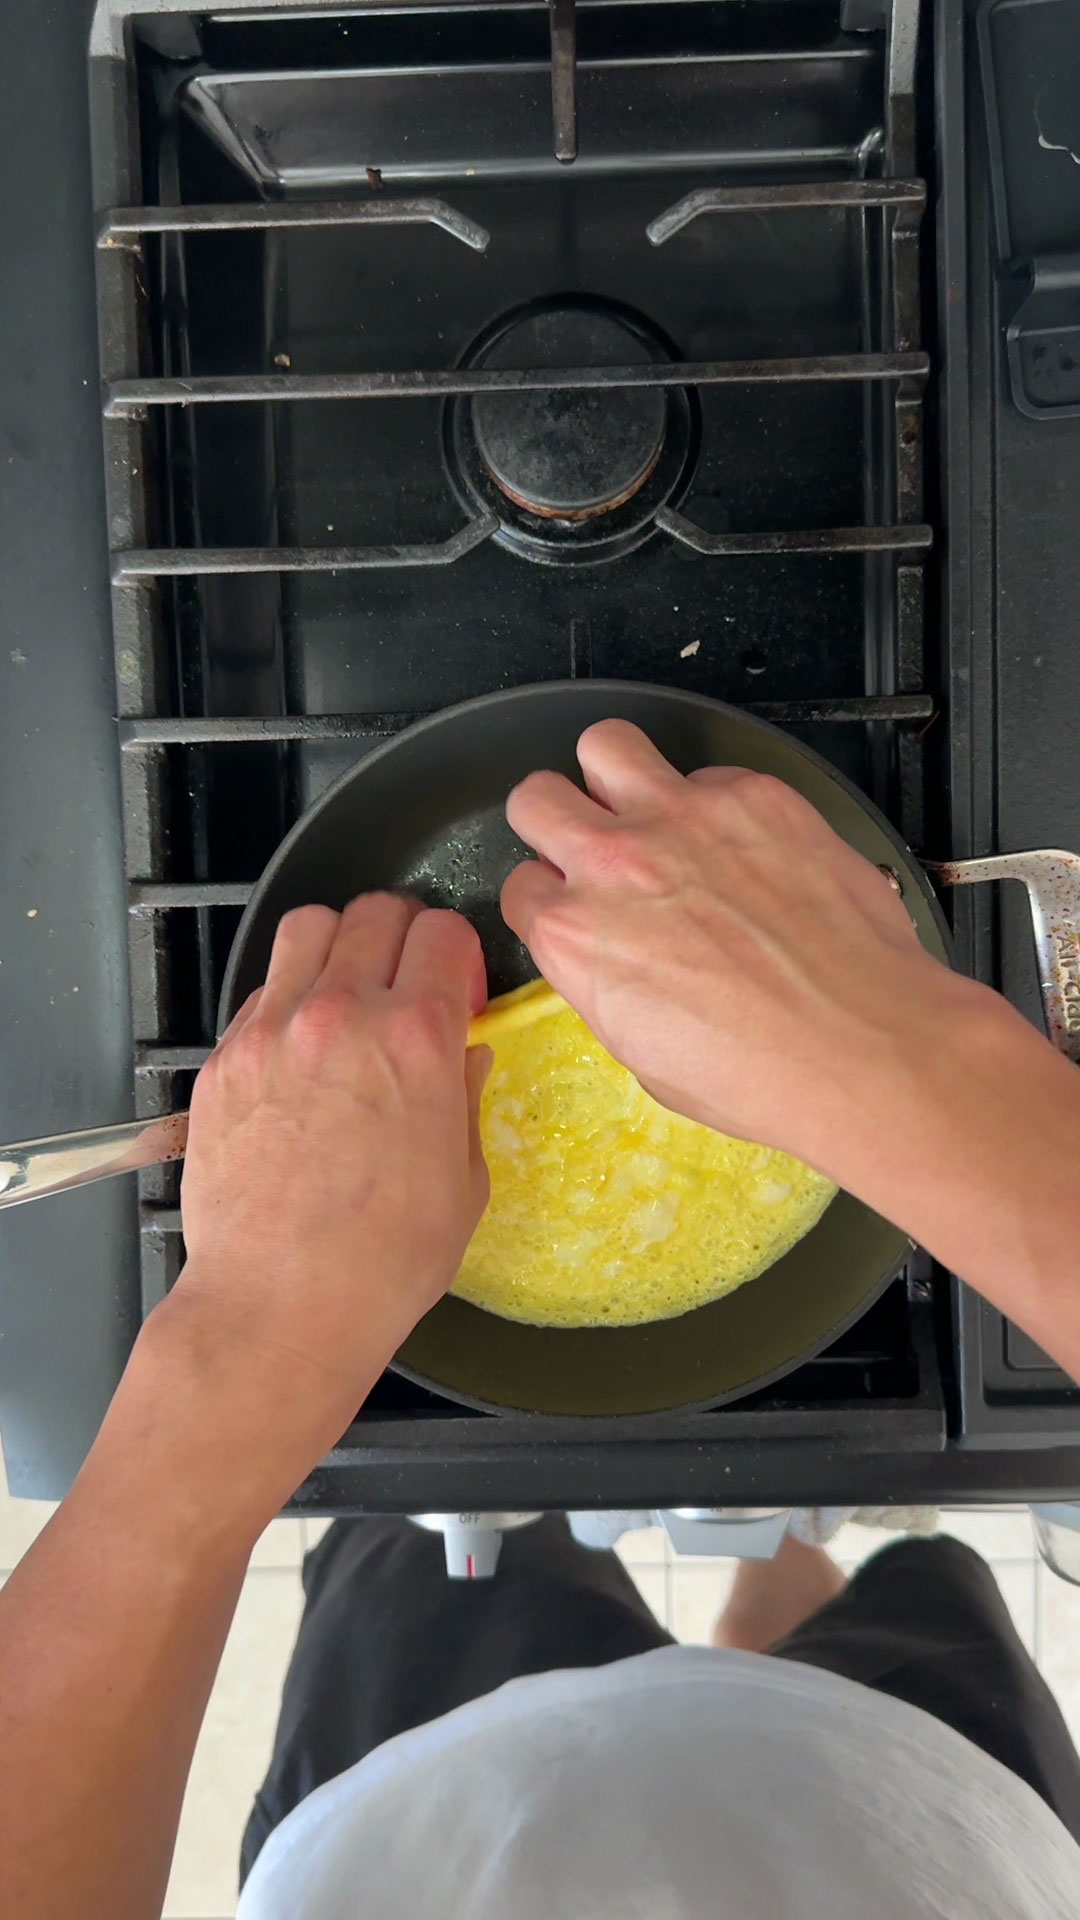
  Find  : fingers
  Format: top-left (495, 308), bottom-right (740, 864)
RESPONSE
top-left (217, 986), bottom-right (264, 1047)
top-left (263, 905), bottom-right (341, 1005)
top-left (684, 764), bottom-right (750, 792)
top-left (506, 768), bottom-right (609, 869)
top-left (318, 892), bottom-right (422, 996)
top-left (576, 719), bottom-right (682, 813)
top-left (500, 859), bottom-right (565, 949)
top-left (394, 908), bottom-right (488, 1021)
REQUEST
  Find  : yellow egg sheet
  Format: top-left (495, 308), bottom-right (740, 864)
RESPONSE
top-left (456, 983), bottom-right (836, 1329)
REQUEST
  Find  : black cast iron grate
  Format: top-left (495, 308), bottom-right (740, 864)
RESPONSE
top-left (91, 0), bottom-right (945, 1465)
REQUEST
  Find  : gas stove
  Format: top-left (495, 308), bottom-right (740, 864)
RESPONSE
top-left (2, 0), bottom-right (1079, 1508)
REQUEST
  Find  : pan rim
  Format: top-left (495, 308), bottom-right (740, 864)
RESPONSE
top-left (390, 1230), bottom-right (914, 1420)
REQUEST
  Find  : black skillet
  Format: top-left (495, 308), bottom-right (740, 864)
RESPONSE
top-left (220, 681), bottom-right (951, 1418)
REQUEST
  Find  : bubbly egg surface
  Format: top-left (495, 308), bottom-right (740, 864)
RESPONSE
top-left (454, 994), bottom-right (836, 1329)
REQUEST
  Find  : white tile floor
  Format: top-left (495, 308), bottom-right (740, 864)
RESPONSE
top-left (2, 1467), bottom-right (1079, 1919)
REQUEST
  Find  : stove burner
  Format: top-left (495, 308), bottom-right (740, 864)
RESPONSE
top-left (445, 296), bottom-right (697, 565)
top-left (472, 308), bottom-right (667, 520)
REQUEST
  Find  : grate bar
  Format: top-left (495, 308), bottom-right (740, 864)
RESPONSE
top-left (135, 1045), bottom-right (212, 1074)
top-left (549, 0), bottom-right (578, 165)
top-left (120, 697), bottom-right (933, 758)
top-left (129, 882), bottom-right (251, 911)
top-left (887, 0), bottom-right (921, 178)
top-left (117, 513), bottom-right (932, 579)
top-left (104, 352), bottom-right (930, 416)
top-left (656, 507), bottom-right (933, 558)
top-left (120, 712), bottom-right (422, 747)
top-left (647, 177), bottom-right (926, 246)
top-left (749, 694), bottom-right (933, 724)
top-left (113, 516), bottom-right (498, 581)
top-left (99, 196), bottom-right (491, 253)
top-left (141, 1207), bottom-right (184, 1236)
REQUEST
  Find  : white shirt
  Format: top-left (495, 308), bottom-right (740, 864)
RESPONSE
top-left (238, 1645), bottom-right (1079, 1919)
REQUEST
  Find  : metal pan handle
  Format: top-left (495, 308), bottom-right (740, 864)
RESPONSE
top-left (925, 850), bottom-right (1080, 1066)
top-left (0, 1112), bottom-right (189, 1212)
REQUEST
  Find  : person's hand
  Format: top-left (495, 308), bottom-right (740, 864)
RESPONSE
top-left (501, 719), bottom-right (986, 1173)
top-left (157, 895), bottom-right (490, 1496)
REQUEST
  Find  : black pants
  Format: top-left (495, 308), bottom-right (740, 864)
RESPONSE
top-left (240, 1517), bottom-right (1080, 1886)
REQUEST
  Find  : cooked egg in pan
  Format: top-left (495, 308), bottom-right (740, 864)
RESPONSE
top-left (456, 982), bottom-right (836, 1329)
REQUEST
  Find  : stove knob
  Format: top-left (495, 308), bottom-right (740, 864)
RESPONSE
top-left (659, 1508), bottom-right (791, 1560)
top-left (1030, 1504), bottom-right (1080, 1585)
top-left (409, 1511), bottom-right (543, 1579)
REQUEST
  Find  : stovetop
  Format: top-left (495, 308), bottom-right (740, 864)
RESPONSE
top-left (2, 0), bottom-right (1079, 1507)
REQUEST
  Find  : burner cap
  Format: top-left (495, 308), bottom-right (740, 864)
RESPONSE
top-left (471, 306), bottom-right (667, 519)
top-left (445, 296), bottom-right (698, 566)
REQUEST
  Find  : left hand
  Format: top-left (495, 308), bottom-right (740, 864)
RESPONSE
top-left (156, 895), bottom-right (490, 1493)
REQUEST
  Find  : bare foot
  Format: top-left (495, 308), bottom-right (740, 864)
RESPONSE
top-left (711, 1532), bottom-right (848, 1652)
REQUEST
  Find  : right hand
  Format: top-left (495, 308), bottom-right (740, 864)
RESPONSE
top-left (501, 719), bottom-right (984, 1172)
